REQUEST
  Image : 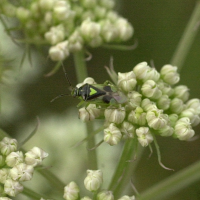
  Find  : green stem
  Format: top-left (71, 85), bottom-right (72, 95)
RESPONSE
top-left (73, 51), bottom-right (98, 170)
top-left (138, 161), bottom-right (200, 200)
top-left (170, 0), bottom-right (200, 71)
top-left (22, 186), bottom-right (47, 200)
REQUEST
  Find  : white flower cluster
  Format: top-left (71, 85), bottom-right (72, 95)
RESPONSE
top-left (0, 137), bottom-right (48, 197)
top-left (78, 62), bottom-right (200, 147)
top-left (0, 0), bottom-right (133, 61)
top-left (63, 169), bottom-right (135, 200)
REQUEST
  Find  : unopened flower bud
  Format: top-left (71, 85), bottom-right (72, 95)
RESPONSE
top-left (104, 123), bottom-right (122, 146)
top-left (156, 95), bottom-right (171, 110)
top-left (63, 181), bottom-right (79, 200)
top-left (141, 80), bottom-right (162, 99)
top-left (0, 197), bottom-right (12, 200)
top-left (174, 117), bottom-right (195, 140)
top-left (104, 107), bottom-right (125, 124)
top-left (146, 109), bottom-right (168, 130)
top-left (0, 137), bottom-right (17, 156)
top-left (143, 68), bottom-right (160, 82)
top-left (141, 98), bottom-right (157, 112)
top-left (170, 98), bottom-right (184, 114)
top-left (16, 7), bottom-right (30, 21)
top-left (136, 127), bottom-right (153, 147)
top-left (186, 98), bottom-right (200, 114)
top-left (126, 91), bottom-right (142, 110)
top-left (128, 107), bottom-right (146, 125)
top-left (39, 0), bottom-right (55, 10)
top-left (157, 80), bottom-right (174, 96)
top-left (120, 121), bottom-right (135, 138)
top-left (84, 170), bottom-right (103, 192)
top-left (25, 147), bottom-right (48, 167)
top-left (0, 168), bottom-right (10, 184)
top-left (4, 179), bottom-right (23, 197)
top-left (45, 24), bottom-right (65, 45)
top-left (82, 0), bottom-right (97, 8)
top-left (6, 151), bottom-right (24, 167)
top-left (160, 64), bottom-right (180, 85)
top-left (10, 163), bottom-right (34, 182)
top-left (117, 71), bottom-right (137, 92)
top-left (49, 41), bottom-right (70, 61)
top-left (158, 125), bottom-right (174, 137)
top-left (133, 62), bottom-right (151, 80)
top-left (173, 85), bottom-right (189, 102)
top-left (100, 0), bottom-right (115, 9)
top-left (168, 114), bottom-right (179, 127)
top-left (68, 30), bottom-right (84, 52)
top-left (81, 197), bottom-right (92, 200)
top-left (118, 195), bottom-right (136, 200)
top-left (97, 190), bottom-right (114, 200)
top-left (79, 104), bottom-right (102, 122)
top-left (180, 108), bottom-right (200, 127)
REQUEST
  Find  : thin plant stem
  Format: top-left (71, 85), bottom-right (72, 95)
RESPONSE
top-left (22, 186), bottom-right (48, 200)
top-left (138, 161), bottom-right (200, 200)
top-left (73, 51), bottom-right (98, 170)
top-left (170, 0), bottom-right (200, 71)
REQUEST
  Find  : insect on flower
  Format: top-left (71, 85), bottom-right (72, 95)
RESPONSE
top-left (51, 67), bottom-right (128, 109)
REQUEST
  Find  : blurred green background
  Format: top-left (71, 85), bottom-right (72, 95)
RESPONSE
top-left (1, 0), bottom-right (200, 199)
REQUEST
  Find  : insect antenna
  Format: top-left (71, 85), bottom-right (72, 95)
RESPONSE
top-left (50, 93), bottom-right (71, 102)
top-left (62, 65), bottom-right (73, 89)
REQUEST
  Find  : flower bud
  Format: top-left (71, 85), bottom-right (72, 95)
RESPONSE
top-left (156, 95), bottom-right (171, 110)
top-left (174, 117), bottom-right (195, 140)
top-left (143, 67), bottom-right (160, 82)
top-left (6, 151), bottom-right (24, 167)
top-left (16, 7), bottom-right (30, 22)
top-left (45, 24), bottom-right (65, 45)
top-left (146, 109), bottom-right (168, 130)
top-left (106, 11), bottom-right (118, 22)
top-left (84, 170), bottom-right (103, 192)
top-left (0, 168), bottom-right (10, 184)
top-left (4, 179), bottom-right (23, 197)
top-left (79, 104), bottom-right (102, 122)
top-left (158, 125), bottom-right (174, 137)
top-left (141, 80), bottom-right (162, 99)
top-left (104, 107), bottom-right (125, 124)
top-left (133, 62), bottom-right (151, 80)
top-left (118, 195), bottom-right (136, 200)
top-left (100, 0), bottom-right (115, 9)
top-left (0, 197), bottom-right (12, 200)
top-left (157, 80), bottom-right (174, 96)
top-left (63, 181), bottom-right (79, 200)
top-left (25, 147), bottom-right (48, 167)
top-left (170, 98), bottom-right (184, 114)
top-left (0, 137), bottom-right (17, 156)
top-left (186, 98), bottom-right (200, 114)
top-left (76, 77), bottom-right (96, 88)
top-left (68, 30), bottom-right (84, 52)
top-left (160, 64), bottom-right (180, 85)
top-left (39, 0), bottom-right (55, 10)
top-left (44, 11), bottom-right (53, 25)
top-left (117, 71), bottom-right (137, 92)
top-left (173, 85), bottom-right (189, 102)
top-left (141, 98), bottom-right (157, 112)
top-left (10, 163), bottom-right (34, 182)
top-left (115, 18), bottom-right (134, 41)
top-left (120, 121), bottom-right (135, 138)
top-left (1, 2), bottom-right (16, 17)
top-left (82, 0), bottom-right (97, 8)
top-left (180, 108), bottom-right (200, 127)
top-left (95, 6), bottom-right (107, 19)
top-left (104, 123), bottom-right (122, 146)
top-left (49, 41), bottom-right (70, 61)
top-left (126, 91), bottom-right (142, 110)
top-left (136, 127), bottom-right (153, 147)
top-left (128, 107), bottom-right (146, 126)
top-left (168, 114), bottom-right (179, 127)
top-left (97, 190), bottom-right (114, 200)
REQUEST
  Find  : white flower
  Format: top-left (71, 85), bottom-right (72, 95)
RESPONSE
top-left (174, 117), bottom-right (195, 140)
top-left (126, 91), bottom-right (142, 110)
top-left (136, 127), bottom-right (153, 147)
top-left (4, 179), bottom-right (23, 197)
top-left (97, 190), bottom-right (114, 200)
top-left (186, 98), bottom-right (200, 114)
top-left (104, 123), bottom-right (122, 146)
top-left (133, 62), bottom-right (151, 80)
top-left (6, 151), bottom-right (24, 167)
top-left (10, 163), bottom-right (34, 182)
top-left (118, 195), bottom-right (136, 200)
top-left (158, 125), bottom-right (174, 137)
top-left (120, 121), bottom-right (135, 138)
top-left (128, 107), bottom-right (146, 126)
top-left (0, 168), bottom-right (10, 184)
top-left (170, 98), bottom-right (184, 114)
top-left (0, 137), bottom-right (18, 156)
top-left (63, 181), bottom-right (79, 200)
top-left (84, 170), bottom-right (103, 192)
top-left (173, 85), bottom-right (189, 102)
top-left (25, 147), bottom-right (48, 167)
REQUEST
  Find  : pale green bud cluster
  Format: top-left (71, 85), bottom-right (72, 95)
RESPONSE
top-left (0, 137), bottom-right (48, 198)
top-left (0, 0), bottom-right (133, 61)
top-left (78, 62), bottom-right (200, 147)
top-left (63, 169), bottom-right (135, 200)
